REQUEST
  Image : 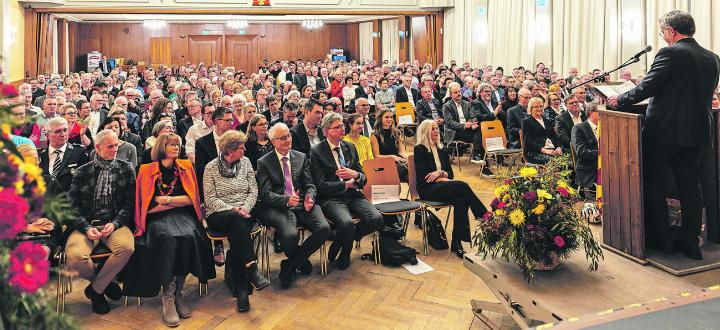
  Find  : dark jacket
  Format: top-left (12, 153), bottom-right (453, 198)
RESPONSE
top-left (442, 99), bottom-right (473, 145)
top-left (413, 144), bottom-right (454, 198)
top-left (256, 149), bottom-right (316, 210)
top-left (554, 110), bottom-right (587, 151)
top-left (470, 98), bottom-right (498, 122)
top-left (39, 143), bottom-right (89, 192)
top-left (571, 121), bottom-right (599, 187)
top-left (395, 86), bottom-right (420, 104)
top-left (522, 116), bottom-right (559, 156)
top-left (415, 98), bottom-right (443, 124)
top-left (194, 131), bottom-right (218, 199)
top-left (291, 122), bottom-right (325, 156)
top-left (309, 139), bottom-right (366, 202)
top-left (506, 104), bottom-right (529, 149)
top-left (617, 38), bottom-right (720, 147)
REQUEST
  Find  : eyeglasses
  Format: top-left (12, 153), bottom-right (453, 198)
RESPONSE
top-left (274, 134), bottom-right (292, 141)
top-left (65, 111), bottom-right (78, 116)
top-left (330, 124), bottom-right (345, 131)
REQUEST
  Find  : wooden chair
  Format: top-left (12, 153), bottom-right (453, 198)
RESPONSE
top-left (479, 120), bottom-right (522, 175)
top-left (395, 102), bottom-right (416, 150)
top-left (363, 157), bottom-right (426, 255)
top-left (407, 155), bottom-right (453, 252)
top-left (56, 242), bottom-right (113, 313)
top-left (449, 140), bottom-right (473, 171)
top-left (199, 223), bottom-right (264, 296)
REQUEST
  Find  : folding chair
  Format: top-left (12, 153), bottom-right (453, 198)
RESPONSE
top-left (407, 155), bottom-right (453, 251)
top-left (363, 158), bottom-right (426, 255)
top-left (199, 223), bottom-right (264, 295)
top-left (479, 120), bottom-right (522, 176)
top-left (395, 102), bottom-right (417, 150)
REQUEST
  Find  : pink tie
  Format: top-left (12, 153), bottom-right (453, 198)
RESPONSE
top-left (281, 156), bottom-right (293, 196)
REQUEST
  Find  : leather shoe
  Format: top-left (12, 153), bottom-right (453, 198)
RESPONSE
top-left (450, 241), bottom-right (466, 259)
top-left (85, 284), bottom-right (110, 314)
top-left (236, 289), bottom-right (250, 312)
top-left (279, 259), bottom-right (294, 289)
top-left (328, 241), bottom-right (341, 264)
top-left (247, 263), bottom-right (270, 291)
top-left (273, 236), bottom-right (283, 253)
top-left (104, 281), bottom-right (122, 301)
top-left (336, 254), bottom-right (351, 270)
top-left (679, 244), bottom-right (703, 260)
top-left (213, 243), bottom-right (225, 266)
top-left (298, 260), bottom-right (313, 275)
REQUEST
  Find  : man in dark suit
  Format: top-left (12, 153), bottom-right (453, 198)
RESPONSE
top-left (354, 98), bottom-right (374, 136)
top-left (416, 86), bottom-right (444, 125)
top-left (442, 83), bottom-right (487, 167)
top-left (194, 107), bottom-right (234, 199)
top-left (290, 99), bottom-right (325, 155)
top-left (395, 75), bottom-right (420, 106)
top-left (271, 101), bottom-right (299, 129)
top-left (316, 68), bottom-right (332, 94)
top-left (176, 98), bottom-right (202, 141)
top-left (571, 102), bottom-right (599, 194)
top-left (554, 94), bottom-right (587, 151)
top-left (609, 10), bottom-right (720, 259)
top-left (309, 112), bottom-right (383, 270)
top-left (39, 117), bottom-right (89, 192)
top-left (293, 70), bottom-right (307, 90)
top-left (285, 63), bottom-right (297, 86)
top-left (256, 123), bottom-right (331, 288)
top-left (506, 88), bottom-right (531, 149)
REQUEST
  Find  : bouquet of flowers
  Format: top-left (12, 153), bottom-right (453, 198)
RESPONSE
top-left (473, 156), bottom-right (603, 282)
top-left (0, 82), bottom-right (76, 329)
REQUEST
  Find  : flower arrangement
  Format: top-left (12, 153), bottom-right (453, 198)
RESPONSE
top-left (473, 156), bottom-right (603, 282)
top-left (0, 82), bottom-right (76, 329)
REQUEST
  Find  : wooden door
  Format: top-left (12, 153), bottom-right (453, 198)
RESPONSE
top-left (150, 37), bottom-right (171, 66)
top-left (188, 35), bottom-right (222, 65)
top-left (225, 35), bottom-right (258, 74)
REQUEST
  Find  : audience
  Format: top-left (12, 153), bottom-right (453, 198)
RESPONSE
top-left (555, 94), bottom-right (587, 151)
top-left (245, 113), bottom-right (274, 170)
top-left (38, 117), bottom-right (90, 192)
top-left (343, 113), bottom-right (374, 165)
top-left (370, 108), bottom-right (408, 182)
top-left (522, 97), bottom-right (563, 164)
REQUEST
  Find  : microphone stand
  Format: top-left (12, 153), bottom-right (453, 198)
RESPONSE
top-left (566, 56), bottom-right (641, 91)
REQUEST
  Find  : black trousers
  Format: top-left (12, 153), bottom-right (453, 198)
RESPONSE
top-left (419, 180), bottom-right (487, 243)
top-left (260, 205), bottom-right (331, 268)
top-left (455, 128), bottom-right (484, 154)
top-left (643, 142), bottom-right (703, 246)
top-left (206, 211), bottom-right (257, 286)
top-left (320, 194), bottom-right (384, 258)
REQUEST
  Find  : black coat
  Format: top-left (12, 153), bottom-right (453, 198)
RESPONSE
top-left (256, 150), bottom-right (316, 210)
top-left (293, 74), bottom-right (307, 90)
top-left (39, 143), bottom-right (89, 193)
top-left (290, 123), bottom-right (325, 156)
top-left (415, 98), bottom-right (443, 124)
top-left (506, 104), bottom-right (529, 149)
top-left (617, 38), bottom-right (720, 147)
top-left (571, 121), bottom-right (599, 187)
top-left (395, 87), bottom-right (420, 104)
top-left (413, 144), bottom-right (453, 197)
top-left (194, 132), bottom-right (218, 199)
top-left (521, 116), bottom-right (559, 155)
top-left (470, 99), bottom-right (498, 122)
top-left (176, 116), bottom-right (195, 141)
top-left (554, 110), bottom-right (587, 151)
top-left (309, 140), bottom-right (366, 202)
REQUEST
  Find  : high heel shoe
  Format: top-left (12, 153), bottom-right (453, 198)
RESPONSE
top-left (450, 241), bottom-right (466, 258)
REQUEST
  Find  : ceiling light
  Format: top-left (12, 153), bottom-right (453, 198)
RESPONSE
top-left (143, 19), bottom-right (167, 29)
top-left (227, 19), bottom-right (249, 29)
top-left (302, 19), bottom-right (323, 30)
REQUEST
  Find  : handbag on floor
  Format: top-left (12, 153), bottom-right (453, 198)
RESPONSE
top-left (420, 209), bottom-right (449, 250)
top-left (362, 236), bottom-right (418, 267)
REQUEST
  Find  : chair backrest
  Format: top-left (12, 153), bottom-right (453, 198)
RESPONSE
top-left (480, 120), bottom-right (508, 152)
top-left (407, 155), bottom-right (419, 200)
top-left (395, 102), bottom-right (415, 125)
top-left (362, 157), bottom-right (402, 203)
top-left (519, 129), bottom-right (528, 162)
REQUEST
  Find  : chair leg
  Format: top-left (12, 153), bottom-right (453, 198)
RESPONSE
top-left (124, 296), bottom-right (128, 307)
top-left (137, 297), bottom-right (141, 306)
top-left (320, 241), bottom-right (328, 275)
top-left (373, 231), bottom-right (381, 265)
top-left (56, 264), bottom-right (62, 313)
top-left (263, 227), bottom-right (271, 279)
top-left (443, 207), bottom-right (452, 233)
top-left (421, 207), bottom-right (429, 256)
top-left (455, 143), bottom-right (462, 172)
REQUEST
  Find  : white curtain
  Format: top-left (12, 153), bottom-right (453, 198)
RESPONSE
top-left (689, 0), bottom-right (720, 55)
top-left (443, 0), bottom-right (485, 67)
top-left (486, 0), bottom-right (536, 71)
top-left (382, 19), bottom-right (399, 65)
top-left (359, 22), bottom-right (374, 63)
top-left (645, 0), bottom-right (688, 67)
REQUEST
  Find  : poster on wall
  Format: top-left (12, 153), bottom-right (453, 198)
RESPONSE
top-left (252, 0), bottom-right (271, 6)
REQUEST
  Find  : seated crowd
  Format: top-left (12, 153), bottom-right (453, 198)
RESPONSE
top-left (5, 58), bottom-right (673, 327)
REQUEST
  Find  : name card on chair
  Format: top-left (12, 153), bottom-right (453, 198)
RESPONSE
top-left (486, 137), bottom-right (505, 152)
top-left (398, 115), bottom-right (413, 125)
top-left (372, 185), bottom-right (401, 204)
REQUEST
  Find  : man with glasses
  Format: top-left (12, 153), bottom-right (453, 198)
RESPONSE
top-left (177, 98), bottom-right (202, 141)
top-left (309, 112), bottom-right (383, 270)
top-left (554, 94), bottom-right (587, 151)
top-left (272, 101), bottom-right (299, 129)
top-left (39, 117), bottom-right (89, 192)
top-left (256, 123), bottom-right (331, 287)
top-left (185, 103), bottom-right (215, 162)
top-left (32, 97), bottom-right (60, 149)
top-left (195, 107), bottom-right (234, 198)
top-left (33, 82), bottom-right (58, 108)
top-left (354, 98), bottom-right (374, 136)
top-left (506, 88), bottom-right (532, 149)
top-left (113, 96), bottom-right (141, 134)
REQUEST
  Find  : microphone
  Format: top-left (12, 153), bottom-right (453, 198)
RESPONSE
top-left (632, 45), bottom-right (652, 59)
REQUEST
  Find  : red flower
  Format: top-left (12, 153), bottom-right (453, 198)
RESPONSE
top-left (0, 188), bottom-right (29, 240)
top-left (503, 179), bottom-right (513, 185)
top-left (557, 186), bottom-right (569, 197)
top-left (554, 235), bottom-right (566, 248)
top-left (8, 242), bottom-right (50, 294)
top-left (482, 211), bottom-right (493, 221)
top-left (496, 201), bottom-right (506, 209)
top-left (0, 83), bottom-right (19, 98)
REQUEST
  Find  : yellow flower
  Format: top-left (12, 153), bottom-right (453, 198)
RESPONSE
top-left (502, 194), bottom-right (511, 203)
top-left (532, 204), bottom-right (546, 215)
top-left (1, 123), bottom-right (11, 135)
top-left (519, 167), bottom-right (538, 178)
top-left (495, 209), bottom-right (506, 216)
top-left (19, 162), bottom-right (43, 180)
top-left (537, 189), bottom-right (553, 200)
top-left (509, 209), bottom-right (525, 227)
top-left (494, 184), bottom-right (510, 197)
top-left (14, 179), bottom-right (25, 195)
top-left (567, 187), bottom-right (576, 195)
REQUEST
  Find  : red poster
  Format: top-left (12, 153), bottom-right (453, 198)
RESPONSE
top-left (252, 0), bottom-right (270, 6)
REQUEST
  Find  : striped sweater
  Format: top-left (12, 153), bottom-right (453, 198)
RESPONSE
top-left (203, 156), bottom-right (258, 216)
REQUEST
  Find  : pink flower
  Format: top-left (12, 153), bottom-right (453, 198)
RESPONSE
top-left (8, 242), bottom-right (50, 294)
top-left (0, 188), bottom-right (29, 240)
top-left (557, 186), bottom-right (569, 197)
top-left (554, 235), bottom-right (566, 248)
top-left (0, 83), bottom-right (19, 98)
top-left (496, 201), bottom-right (506, 209)
top-left (503, 179), bottom-right (513, 185)
top-left (523, 191), bottom-right (537, 202)
top-left (482, 211), bottom-right (493, 221)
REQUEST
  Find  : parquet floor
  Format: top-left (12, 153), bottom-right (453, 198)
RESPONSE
top-left (61, 139), bottom-right (518, 330)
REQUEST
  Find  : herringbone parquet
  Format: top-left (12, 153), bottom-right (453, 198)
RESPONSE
top-left (62, 140), bottom-right (516, 330)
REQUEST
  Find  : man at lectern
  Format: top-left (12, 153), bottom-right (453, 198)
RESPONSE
top-left (609, 11), bottom-right (720, 260)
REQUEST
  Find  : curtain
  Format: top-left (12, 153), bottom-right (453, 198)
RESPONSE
top-left (487, 0), bottom-right (536, 71)
top-left (359, 22), bottom-right (374, 63)
top-left (645, 0), bottom-right (688, 68)
top-left (443, 0), bottom-right (486, 67)
top-left (689, 0), bottom-right (720, 55)
top-left (37, 13), bottom-right (55, 75)
top-left (381, 19), bottom-right (399, 65)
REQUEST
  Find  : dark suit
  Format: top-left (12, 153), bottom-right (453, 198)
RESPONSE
top-left (490, 88), bottom-right (505, 105)
top-left (293, 74), bottom-right (307, 90)
top-left (442, 99), bottom-right (482, 154)
top-left (309, 140), bottom-right (383, 260)
top-left (290, 123), bottom-right (325, 156)
top-left (521, 116), bottom-right (559, 165)
top-left (470, 98), bottom-right (498, 123)
top-left (256, 150), bottom-right (331, 269)
top-left (413, 144), bottom-right (487, 242)
top-left (506, 104), bottom-right (529, 149)
top-left (395, 87), bottom-right (419, 105)
top-left (554, 110), bottom-right (586, 151)
top-left (194, 131), bottom-right (218, 199)
top-left (571, 121), bottom-right (598, 188)
top-left (176, 116), bottom-right (196, 141)
top-left (617, 38), bottom-right (720, 245)
top-left (354, 86), bottom-right (369, 100)
top-left (39, 143), bottom-right (89, 193)
top-left (415, 98), bottom-right (443, 124)
top-left (261, 109), bottom-right (281, 124)
top-left (316, 76), bottom-right (332, 92)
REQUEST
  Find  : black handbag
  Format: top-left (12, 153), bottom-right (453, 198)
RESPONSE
top-left (417, 210), bottom-right (449, 250)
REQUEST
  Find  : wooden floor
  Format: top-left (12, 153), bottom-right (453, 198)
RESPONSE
top-left (57, 140), bottom-right (720, 329)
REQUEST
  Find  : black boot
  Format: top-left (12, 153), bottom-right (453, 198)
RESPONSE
top-left (450, 240), bottom-right (466, 258)
top-left (246, 262), bottom-right (270, 290)
top-left (236, 288), bottom-right (250, 312)
top-left (84, 284), bottom-right (110, 314)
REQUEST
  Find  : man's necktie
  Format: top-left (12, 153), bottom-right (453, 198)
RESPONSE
top-left (52, 149), bottom-right (62, 176)
top-left (281, 156), bottom-right (293, 196)
top-left (333, 146), bottom-right (346, 167)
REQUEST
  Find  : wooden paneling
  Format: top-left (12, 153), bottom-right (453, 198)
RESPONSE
top-left (372, 20), bottom-right (382, 62)
top-left (150, 37), bottom-right (171, 66)
top-left (346, 23), bottom-right (360, 61)
top-left (398, 16), bottom-right (410, 63)
top-left (68, 21), bottom-right (79, 72)
top-left (599, 109), bottom-right (645, 261)
top-left (411, 16), bottom-right (431, 65)
top-left (57, 19), bottom-right (68, 74)
top-left (225, 35), bottom-right (258, 74)
top-left (74, 23), bottom-right (356, 68)
top-left (24, 10), bottom-right (38, 78)
top-left (434, 13), bottom-right (443, 65)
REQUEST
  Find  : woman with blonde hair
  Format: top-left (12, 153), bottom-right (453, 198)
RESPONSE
top-left (62, 103), bottom-right (92, 146)
top-left (521, 97), bottom-right (562, 164)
